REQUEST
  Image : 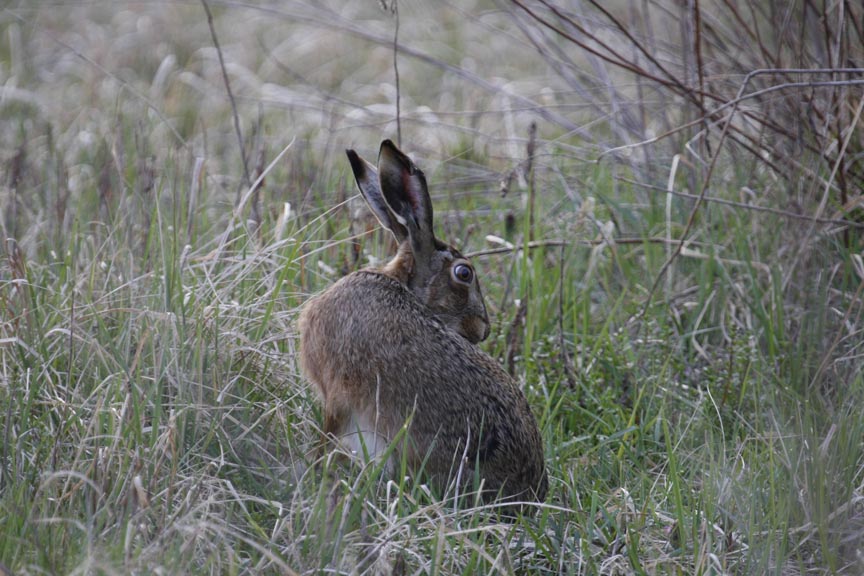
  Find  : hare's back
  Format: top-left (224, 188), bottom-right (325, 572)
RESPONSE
top-left (299, 271), bottom-right (446, 393)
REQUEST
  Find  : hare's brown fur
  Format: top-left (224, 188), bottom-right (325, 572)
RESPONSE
top-left (298, 141), bottom-right (547, 506)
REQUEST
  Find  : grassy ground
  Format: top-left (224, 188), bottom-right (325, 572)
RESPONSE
top-left (1, 2), bottom-right (863, 574)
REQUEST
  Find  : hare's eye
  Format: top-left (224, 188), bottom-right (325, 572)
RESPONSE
top-left (452, 263), bottom-right (473, 284)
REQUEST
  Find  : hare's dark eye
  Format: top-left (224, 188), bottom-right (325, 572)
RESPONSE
top-left (452, 263), bottom-right (473, 284)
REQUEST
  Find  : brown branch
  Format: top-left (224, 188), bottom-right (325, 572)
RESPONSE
top-left (581, 0), bottom-right (701, 104)
top-left (615, 176), bottom-right (864, 229)
top-left (202, 0), bottom-right (251, 191)
top-left (598, 72), bottom-right (864, 161)
top-left (512, 0), bottom-right (686, 95)
top-left (693, 0), bottom-right (709, 154)
top-left (512, 2), bottom-right (861, 181)
top-left (467, 237), bottom-right (710, 258)
top-left (526, 121), bottom-right (537, 242)
top-left (557, 244), bottom-right (577, 389)
top-left (391, 0), bottom-right (402, 147)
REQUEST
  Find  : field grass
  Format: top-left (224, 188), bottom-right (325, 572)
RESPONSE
top-left (1, 1), bottom-right (863, 574)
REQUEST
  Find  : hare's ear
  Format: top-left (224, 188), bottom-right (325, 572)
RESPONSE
top-left (376, 140), bottom-right (436, 260)
top-left (346, 149), bottom-right (409, 243)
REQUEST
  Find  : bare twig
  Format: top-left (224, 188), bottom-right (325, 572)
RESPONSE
top-left (526, 121), bottom-right (537, 242)
top-left (693, 0), bottom-right (709, 155)
top-left (557, 244), bottom-right (577, 389)
top-left (506, 299), bottom-right (527, 377)
top-left (201, 0), bottom-right (251, 192)
top-left (468, 237), bottom-right (711, 258)
top-left (598, 71), bottom-right (864, 161)
top-left (391, 0), bottom-right (402, 146)
top-left (510, 0), bottom-right (862, 183)
top-left (615, 177), bottom-right (864, 229)
top-left (251, 129), bottom-right (266, 240)
top-left (639, 67), bottom-right (748, 318)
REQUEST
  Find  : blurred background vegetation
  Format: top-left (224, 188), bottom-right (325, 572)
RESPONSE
top-left (1, 1), bottom-right (863, 574)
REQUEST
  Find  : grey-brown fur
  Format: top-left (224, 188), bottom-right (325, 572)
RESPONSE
top-left (298, 140), bottom-right (547, 508)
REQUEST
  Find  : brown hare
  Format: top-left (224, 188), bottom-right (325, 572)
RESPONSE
top-left (298, 140), bottom-right (547, 509)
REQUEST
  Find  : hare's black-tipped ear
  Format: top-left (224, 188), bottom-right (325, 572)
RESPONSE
top-left (376, 140), bottom-right (436, 260)
top-left (346, 149), bottom-right (408, 243)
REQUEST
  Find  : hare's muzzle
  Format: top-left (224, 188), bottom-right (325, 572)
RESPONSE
top-left (461, 314), bottom-right (490, 344)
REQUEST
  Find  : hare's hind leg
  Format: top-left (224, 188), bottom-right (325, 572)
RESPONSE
top-left (323, 401), bottom-right (345, 438)
top-left (313, 401), bottom-right (347, 461)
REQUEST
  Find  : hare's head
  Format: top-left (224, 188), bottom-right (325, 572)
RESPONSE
top-left (346, 140), bottom-right (489, 344)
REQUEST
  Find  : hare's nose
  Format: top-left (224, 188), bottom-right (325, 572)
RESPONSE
top-left (462, 316), bottom-right (490, 344)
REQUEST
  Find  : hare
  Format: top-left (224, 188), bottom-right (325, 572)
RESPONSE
top-left (298, 140), bottom-right (547, 507)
